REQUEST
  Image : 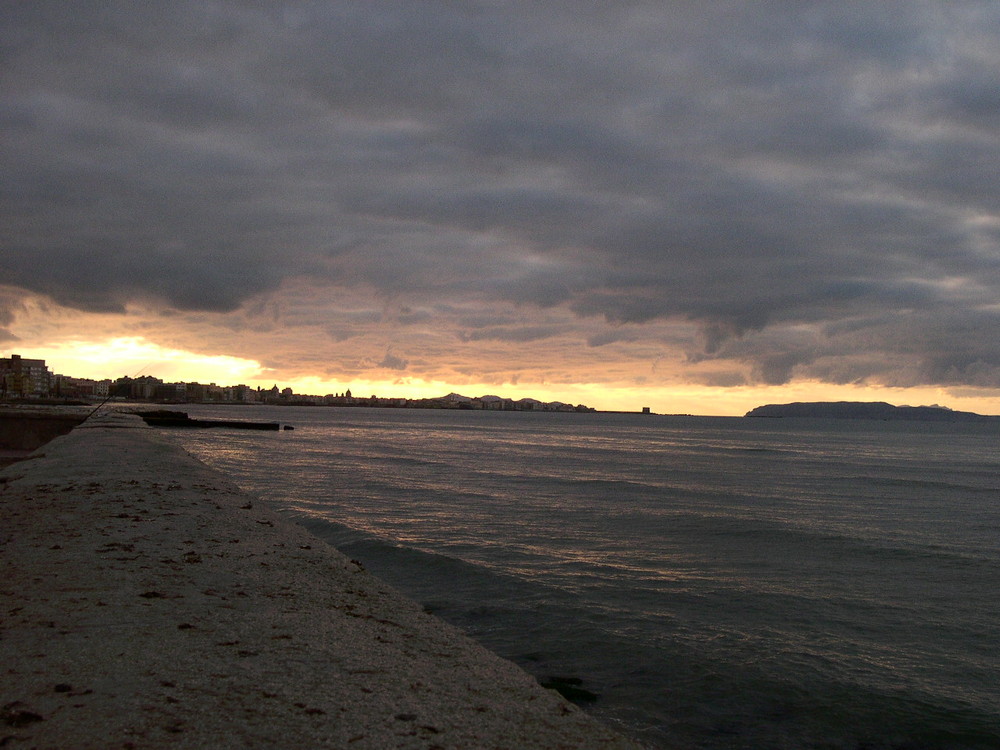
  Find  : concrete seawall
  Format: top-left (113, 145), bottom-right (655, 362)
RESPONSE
top-left (0, 414), bottom-right (642, 749)
top-left (0, 408), bottom-right (88, 467)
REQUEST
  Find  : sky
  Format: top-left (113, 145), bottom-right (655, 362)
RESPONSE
top-left (3, 2), bottom-right (1000, 416)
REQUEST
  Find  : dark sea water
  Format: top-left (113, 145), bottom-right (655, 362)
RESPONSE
top-left (163, 405), bottom-right (1000, 749)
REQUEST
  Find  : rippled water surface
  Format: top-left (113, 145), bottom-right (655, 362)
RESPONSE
top-left (164, 406), bottom-right (1000, 749)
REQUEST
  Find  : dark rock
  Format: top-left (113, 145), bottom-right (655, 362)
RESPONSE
top-left (3, 703), bottom-right (44, 727)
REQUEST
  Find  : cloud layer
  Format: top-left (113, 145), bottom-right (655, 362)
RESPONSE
top-left (3, 2), bottom-right (1000, 391)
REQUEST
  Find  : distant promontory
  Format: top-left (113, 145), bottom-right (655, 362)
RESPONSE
top-left (744, 401), bottom-right (998, 422)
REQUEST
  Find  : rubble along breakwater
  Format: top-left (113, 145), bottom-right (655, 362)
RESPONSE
top-left (0, 413), bottom-right (641, 749)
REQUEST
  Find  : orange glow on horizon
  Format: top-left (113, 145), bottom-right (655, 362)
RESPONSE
top-left (6, 338), bottom-right (999, 417)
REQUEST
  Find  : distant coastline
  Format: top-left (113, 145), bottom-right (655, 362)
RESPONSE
top-left (744, 401), bottom-right (999, 422)
top-left (1, 353), bottom-right (599, 412)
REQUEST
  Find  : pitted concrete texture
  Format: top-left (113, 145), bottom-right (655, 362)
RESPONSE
top-left (1, 416), bottom-right (642, 749)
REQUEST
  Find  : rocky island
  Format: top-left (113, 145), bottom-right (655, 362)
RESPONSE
top-left (745, 401), bottom-right (998, 422)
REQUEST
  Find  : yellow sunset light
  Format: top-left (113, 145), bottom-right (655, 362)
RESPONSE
top-left (11, 338), bottom-right (263, 385)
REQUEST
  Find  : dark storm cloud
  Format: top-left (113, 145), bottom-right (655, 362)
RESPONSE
top-left (3, 2), bottom-right (1000, 387)
top-left (376, 349), bottom-right (408, 371)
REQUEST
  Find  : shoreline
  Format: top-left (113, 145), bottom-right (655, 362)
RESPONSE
top-left (0, 413), bottom-right (643, 748)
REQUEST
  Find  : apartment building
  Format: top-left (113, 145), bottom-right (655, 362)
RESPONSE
top-left (0, 354), bottom-right (51, 399)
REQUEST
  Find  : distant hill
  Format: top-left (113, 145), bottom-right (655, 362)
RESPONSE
top-left (744, 401), bottom-right (997, 422)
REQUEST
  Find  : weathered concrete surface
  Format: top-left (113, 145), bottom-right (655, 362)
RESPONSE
top-left (0, 414), bottom-right (642, 749)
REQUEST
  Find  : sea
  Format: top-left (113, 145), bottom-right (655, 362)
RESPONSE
top-left (158, 405), bottom-right (1000, 750)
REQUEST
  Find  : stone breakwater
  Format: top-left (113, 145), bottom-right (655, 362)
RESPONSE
top-left (0, 413), bottom-right (642, 749)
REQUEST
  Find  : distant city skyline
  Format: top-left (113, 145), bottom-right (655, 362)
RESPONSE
top-left (3, 347), bottom-right (994, 417)
top-left (0, 351), bottom-right (598, 411)
top-left (3, 5), bottom-right (1000, 417)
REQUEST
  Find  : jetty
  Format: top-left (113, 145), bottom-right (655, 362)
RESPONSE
top-left (0, 411), bottom-right (639, 748)
top-left (133, 409), bottom-right (292, 431)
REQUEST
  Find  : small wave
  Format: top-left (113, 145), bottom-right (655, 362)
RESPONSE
top-left (289, 513), bottom-right (558, 607)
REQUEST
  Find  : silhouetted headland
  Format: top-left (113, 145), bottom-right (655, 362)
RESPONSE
top-left (745, 401), bottom-right (998, 421)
